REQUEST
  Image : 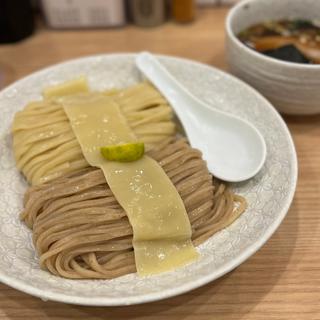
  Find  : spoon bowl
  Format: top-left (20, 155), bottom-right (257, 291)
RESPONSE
top-left (136, 52), bottom-right (266, 182)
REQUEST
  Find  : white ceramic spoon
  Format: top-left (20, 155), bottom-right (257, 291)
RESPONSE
top-left (136, 52), bottom-right (267, 182)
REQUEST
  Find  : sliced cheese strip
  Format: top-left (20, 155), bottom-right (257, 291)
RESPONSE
top-left (101, 159), bottom-right (197, 275)
top-left (134, 240), bottom-right (197, 275)
top-left (43, 76), bottom-right (89, 98)
top-left (61, 92), bottom-right (198, 275)
top-left (60, 93), bottom-right (136, 164)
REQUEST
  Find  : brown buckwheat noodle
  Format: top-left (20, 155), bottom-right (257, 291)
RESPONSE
top-left (22, 138), bottom-right (247, 279)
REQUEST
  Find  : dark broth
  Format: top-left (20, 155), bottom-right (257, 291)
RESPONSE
top-left (238, 19), bottom-right (320, 64)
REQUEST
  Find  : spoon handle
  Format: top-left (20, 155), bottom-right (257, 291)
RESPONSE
top-left (135, 52), bottom-right (195, 122)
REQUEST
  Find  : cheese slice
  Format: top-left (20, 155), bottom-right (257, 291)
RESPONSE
top-left (43, 76), bottom-right (89, 98)
top-left (61, 92), bottom-right (198, 275)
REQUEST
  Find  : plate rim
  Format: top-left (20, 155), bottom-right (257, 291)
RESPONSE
top-left (0, 53), bottom-right (298, 306)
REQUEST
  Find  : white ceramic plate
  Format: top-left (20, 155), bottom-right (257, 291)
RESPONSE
top-left (0, 54), bottom-right (297, 306)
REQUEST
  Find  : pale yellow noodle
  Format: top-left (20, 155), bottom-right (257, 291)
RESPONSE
top-left (12, 82), bottom-right (175, 185)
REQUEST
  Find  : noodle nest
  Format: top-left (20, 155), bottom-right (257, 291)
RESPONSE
top-left (13, 81), bottom-right (247, 279)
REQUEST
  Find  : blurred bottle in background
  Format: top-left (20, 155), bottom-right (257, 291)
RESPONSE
top-left (172, 0), bottom-right (196, 23)
top-left (0, 0), bottom-right (35, 43)
top-left (41, 0), bottom-right (126, 29)
top-left (129, 0), bottom-right (166, 27)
